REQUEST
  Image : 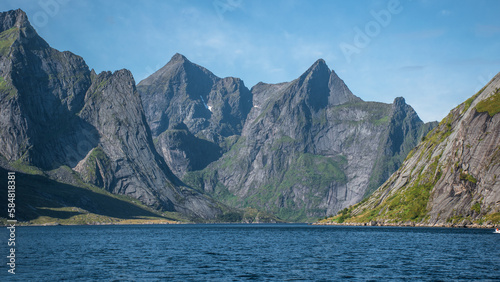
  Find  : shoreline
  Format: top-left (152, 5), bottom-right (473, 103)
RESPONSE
top-left (2, 220), bottom-right (498, 229)
top-left (0, 221), bottom-right (292, 227)
top-left (0, 219), bottom-right (182, 227)
top-left (312, 221), bottom-right (500, 229)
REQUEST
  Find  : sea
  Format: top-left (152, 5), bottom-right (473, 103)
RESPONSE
top-left (1, 224), bottom-right (499, 281)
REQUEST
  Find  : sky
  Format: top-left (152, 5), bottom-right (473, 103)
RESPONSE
top-left (2, 0), bottom-right (500, 122)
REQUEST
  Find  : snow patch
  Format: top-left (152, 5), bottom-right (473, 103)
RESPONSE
top-left (200, 96), bottom-right (213, 112)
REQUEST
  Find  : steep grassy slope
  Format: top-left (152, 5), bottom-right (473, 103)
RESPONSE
top-left (0, 164), bottom-right (183, 225)
top-left (319, 73), bottom-right (500, 227)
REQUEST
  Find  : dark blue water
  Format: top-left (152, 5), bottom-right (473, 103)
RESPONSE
top-left (1, 224), bottom-right (499, 281)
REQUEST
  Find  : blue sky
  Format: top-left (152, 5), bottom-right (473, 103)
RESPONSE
top-left (2, 0), bottom-right (500, 122)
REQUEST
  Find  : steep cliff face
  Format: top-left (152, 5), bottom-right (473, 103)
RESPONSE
top-left (0, 9), bottom-right (222, 220)
top-left (0, 9), bottom-right (92, 167)
top-left (137, 54), bottom-right (252, 177)
top-left (326, 73), bottom-right (500, 226)
top-left (173, 58), bottom-right (434, 221)
top-left (366, 97), bottom-right (438, 197)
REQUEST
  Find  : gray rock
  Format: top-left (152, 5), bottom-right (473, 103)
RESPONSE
top-left (147, 57), bottom-right (434, 221)
top-left (349, 72), bottom-right (500, 225)
top-left (137, 54), bottom-right (253, 178)
top-left (0, 9), bottom-right (222, 220)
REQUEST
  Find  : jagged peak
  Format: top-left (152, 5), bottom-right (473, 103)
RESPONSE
top-left (393, 97), bottom-right (406, 106)
top-left (138, 53), bottom-right (217, 86)
top-left (303, 58), bottom-right (330, 77)
top-left (155, 53), bottom-right (194, 73)
top-left (293, 58), bottom-right (331, 88)
top-left (0, 9), bottom-right (49, 51)
top-left (314, 58), bottom-right (327, 66)
top-left (0, 9), bottom-right (30, 33)
top-left (392, 97), bottom-right (413, 114)
top-left (170, 53), bottom-right (189, 63)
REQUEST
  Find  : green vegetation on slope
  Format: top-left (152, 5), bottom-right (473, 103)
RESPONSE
top-left (476, 88), bottom-right (500, 117)
top-left (0, 76), bottom-right (17, 100)
top-left (249, 152), bottom-right (346, 222)
top-left (0, 166), bottom-right (183, 225)
top-left (327, 156), bottom-right (441, 224)
top-left (184, 146), bottom-right (348, 222)
top-left (0, 27), bottom-right (18, 56)
top-left (322, 113), bottom-right (455, 225)
top-left (320, 84), bottom-right (500, 226)
top-left (81, 146), bottom-right (111, 184)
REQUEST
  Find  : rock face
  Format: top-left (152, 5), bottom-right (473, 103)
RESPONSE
top-left (337, 73), bottom-right (500, 226)
top-left (0, 9), bottom-right (222, 219)
top-left (140, 56), bottom-right (435, 221)
top-left (137, 54), bottom-right (252, 178)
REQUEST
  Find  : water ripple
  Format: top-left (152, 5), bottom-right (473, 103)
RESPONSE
top-left (1, 225), bottom-right (500, 280)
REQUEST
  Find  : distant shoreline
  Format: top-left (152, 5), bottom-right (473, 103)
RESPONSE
top-left (2, 221), bottom-right (498, 229)
top-left (0, 219), bottom-right (181, 227)
top-left (313, 221), bottom-right (499, 229)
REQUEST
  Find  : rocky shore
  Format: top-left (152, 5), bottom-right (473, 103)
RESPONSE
top-left (313, 220), bottom-right (499, 229)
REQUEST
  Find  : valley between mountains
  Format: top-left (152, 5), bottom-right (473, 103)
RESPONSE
top-left (0, 9), bottom-right (498, 226)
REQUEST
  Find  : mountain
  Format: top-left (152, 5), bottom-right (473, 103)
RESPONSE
top-left (0, 8), bottom-right (437, 223)
top-left (320, 73), bottom-right (500, 227)
top-left (137, 54), bottom-right (252, 178)
top-left (139, 56), bottom-right (436, 222)
top-left (0, 9), bottom-right (223, 221)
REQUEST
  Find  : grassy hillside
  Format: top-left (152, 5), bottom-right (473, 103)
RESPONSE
top-left (0, 165), bottom-right (184, 225)
top-left (317, 83), bottom-right (500, 227)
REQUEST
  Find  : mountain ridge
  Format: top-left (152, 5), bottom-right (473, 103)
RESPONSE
top-left (138, 54), bottom-right (436, 221)
top-left (318, 72), bottom-right (500, 227)
top-left (1, 8), bottom-right (443, 223)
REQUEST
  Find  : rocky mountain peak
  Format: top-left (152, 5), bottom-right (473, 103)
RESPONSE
top-left (290, 59), bottom-right (361, 108)
top-left (302, 58), bottom-right (331, 79)
top-left (312, 58), bottom-right (327, 67)
top-left (170, 52), bottom-right (188, 63)
top-left (139, 53), bottom-right (215, 88)
top-left (390, 96), bottom-right (421, 123)
top-left (0, 9), bottom-right (48, 52)
top-left (0, 9), bottom-right (29, 32)
top-left (393, 97), bottom-right (406, 107)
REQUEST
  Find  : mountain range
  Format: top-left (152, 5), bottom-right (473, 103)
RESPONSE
top-left (3, 8), bottom-right (495, 225)
top-left (138, 53), bottom-right (436, 221)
